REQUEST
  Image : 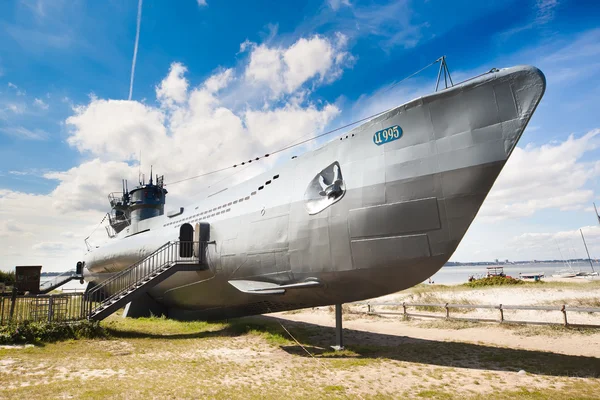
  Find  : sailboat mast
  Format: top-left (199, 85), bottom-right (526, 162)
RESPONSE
top-left (580, 229), bottom-right (595, 273)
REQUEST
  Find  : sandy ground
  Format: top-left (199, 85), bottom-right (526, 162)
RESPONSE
top-left (276, 309), bottom-right (600, 358)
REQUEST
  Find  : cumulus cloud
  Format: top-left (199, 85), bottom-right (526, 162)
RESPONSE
top-left (66, 100), bottom-right (167, 160)
top-left (204, 68), bottom-right (234, 93)
top-left (155, 62), bottom-right (189, 108)
top-left (243, 33), bottom-right (354, 97)
top-left (196, 0), bottom-right (207, 6)
top-left (479, 129), bottom-right (600, 222)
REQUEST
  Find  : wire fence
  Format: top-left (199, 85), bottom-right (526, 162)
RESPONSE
top-left (0, 293), bottom-right (85, 325)
top-left (358, 302), bottom-right (600, 328)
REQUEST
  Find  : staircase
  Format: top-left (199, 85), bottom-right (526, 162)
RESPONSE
top-left (83, 240), bottom-right (208, 321)
top-left (39, 269), bottom-right (82, 294)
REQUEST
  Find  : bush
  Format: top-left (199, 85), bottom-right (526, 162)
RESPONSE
top-left (463, 275), bottom-right (524, 288)
top-left (0, 320), bottom-right (107, 345)
top-left (0, 270), bottom-right (15, 286)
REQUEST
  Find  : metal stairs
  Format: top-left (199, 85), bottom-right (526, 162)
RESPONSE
top-left (39, 269), bottom-right (83, 294)
top-left (83, 240), bottom-right (208, 321)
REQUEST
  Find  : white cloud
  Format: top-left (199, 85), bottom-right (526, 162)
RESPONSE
top-left (243, 34), bottom-right (354, 97)
top-left (498, 0), bottom-right (560, 40)
top-left (156, 62), bottom-right (189, 107)
top-left (510, 225), bottom-right (600, 260)
top-left (0, 219), bottom-right (25, 237)
top-left (7, 82), bottom-right (26, 96)
top-left (196, 0), bottom-right (207, 6)
top-left (4, 103), bottom-right (27, 114)
top-left (204, 68), bottom-right (234, 93)
top-left (327, 0), bottom-right (351, 11)
top-left (0, 126), bottom-right (48, 140)
top-left (535, 0), bottom-right (559, 25)
top-left (66, 100), bottom-right (167, 160)
top-left (478, 130), bottom-right (600, 222)
top-left (33, 98), bottom-right (49, 110)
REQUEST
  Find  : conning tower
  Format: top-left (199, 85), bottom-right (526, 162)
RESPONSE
top-left (129, 169), bottom-right (168, 225)
top-left (107, 168), bottom-right (167, 236)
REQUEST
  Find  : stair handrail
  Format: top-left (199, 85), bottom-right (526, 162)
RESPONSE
top-left (86, 241), bottom-right (173, 299)
top-left (84, 241), bottom-right (202, 316)
top-left (39, 269), bottom-right (78, 292)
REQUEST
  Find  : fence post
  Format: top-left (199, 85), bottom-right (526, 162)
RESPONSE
top-left (499, 304), bottom-right (504, 323)
top-left (445, 303), bottom-right (449, 319)
top-left (367, 304), bottom-right (371, 314)
top-left (48, 296), bottom-right (54, 323)
top-left (402, 302), bottom-right (407, 317)
top-left (561, 304), bottom-right (568, 327)
top-left (9, 287), bottom-right (17, 322)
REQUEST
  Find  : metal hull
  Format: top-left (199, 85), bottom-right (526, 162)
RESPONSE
top-left (84, 65), bottom-right (546, 320)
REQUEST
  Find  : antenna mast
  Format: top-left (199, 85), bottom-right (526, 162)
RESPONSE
top-left (435, 56), bottom-right (454, 92)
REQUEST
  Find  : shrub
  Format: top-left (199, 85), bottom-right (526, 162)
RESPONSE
top-left (463, 275), bottom-right (524, 288)
top-left (0, 270), bottom-right (15, 286)
top-left (0, 320), bottom-right (107, 345)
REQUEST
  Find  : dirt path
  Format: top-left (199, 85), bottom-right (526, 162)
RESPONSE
top-left (275, 309), bottom-right (600, 357)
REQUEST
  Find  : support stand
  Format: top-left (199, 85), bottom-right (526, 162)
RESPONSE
top-left (331, 303), bottom-right (345, 351)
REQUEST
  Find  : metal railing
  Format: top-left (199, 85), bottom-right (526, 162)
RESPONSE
top-left (360, 302), bottom-right (600, 328)
top-left (83, 241), bottom-right (203, 317)
top-left (0, 293), bottom-right (85, 324)
top-left (39, 269), bottom-right (79, 293)
top-left (108, 192), bottom-right (127, 208)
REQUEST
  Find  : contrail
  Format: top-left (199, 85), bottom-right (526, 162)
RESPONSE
top-left (128, 0), bottom-right (143, 101)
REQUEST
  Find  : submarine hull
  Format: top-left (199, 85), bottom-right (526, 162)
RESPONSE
top-left (84, 65), bottom-right (546, 320)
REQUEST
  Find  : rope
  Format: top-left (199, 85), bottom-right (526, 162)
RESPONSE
top-left (165, 57), bottom-right (443, 187)
top-left (85, 213), bottom-right (109, 242)
top-left (272, 312), bottom-right (366, 400)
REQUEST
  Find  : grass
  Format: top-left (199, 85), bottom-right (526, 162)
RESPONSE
top-left (0, 314), bottom-right (599, 399)
top-left (543, 297), bottom-right (600, 308)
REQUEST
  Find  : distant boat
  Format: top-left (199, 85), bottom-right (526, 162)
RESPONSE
top-left (552, 270), bottom-right (577, 278)
top-left (519, 272), bottom-right (544, 280)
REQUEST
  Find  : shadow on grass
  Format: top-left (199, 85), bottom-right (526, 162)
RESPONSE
top-left (104, 315), bottom-right (600, 378)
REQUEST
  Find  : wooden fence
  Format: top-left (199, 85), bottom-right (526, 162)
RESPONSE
top-left (0, 293), bottom-right (86, 325)
top-left (360, 302), bottom-right (600, 328)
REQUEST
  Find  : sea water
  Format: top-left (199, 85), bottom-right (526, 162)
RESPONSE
top-left (427, 262), bottom-right (599, 285)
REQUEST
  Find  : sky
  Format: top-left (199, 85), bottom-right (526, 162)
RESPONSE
top-left (1, 0), bottom-right (600, 272)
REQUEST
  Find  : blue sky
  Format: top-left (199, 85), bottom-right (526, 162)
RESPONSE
top-left (1, 0), bottom-right (600, 271)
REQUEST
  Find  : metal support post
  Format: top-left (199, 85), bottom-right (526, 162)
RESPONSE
top-left (331, 303), bottom-right (344, 351)
top-left (561, 305), bottom-right (568, 327)
top-left (499, 304), bottom-right (504, 323)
